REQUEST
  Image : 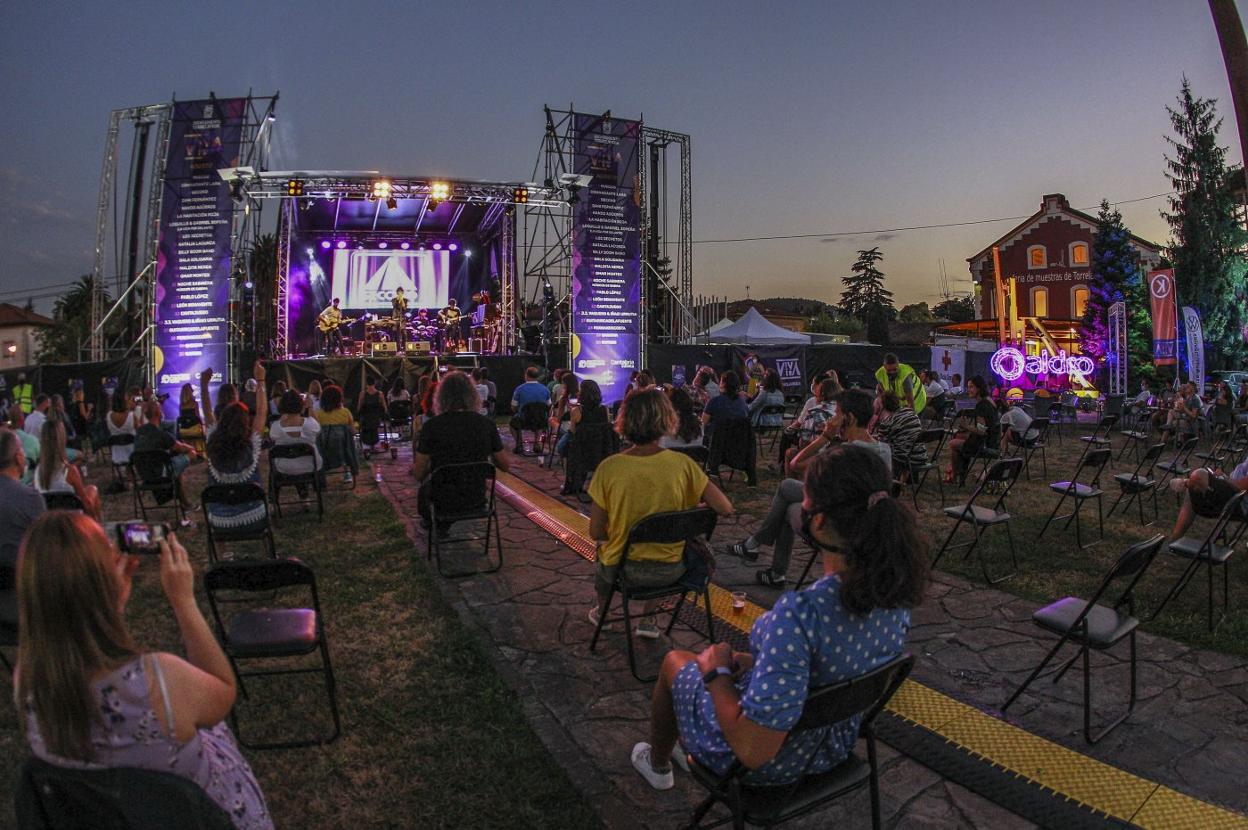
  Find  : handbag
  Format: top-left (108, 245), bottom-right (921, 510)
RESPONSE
top-left (681, 535), bottom-right (717, 587)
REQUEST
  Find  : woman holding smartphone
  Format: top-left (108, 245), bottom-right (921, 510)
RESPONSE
top-left (15, 512), bottom-right (271, 829)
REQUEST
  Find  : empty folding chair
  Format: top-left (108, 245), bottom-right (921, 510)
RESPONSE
top-left (905, 427), bottom-right (948, 509)
top-left (427, 461), bottom-right (503, 578)
top-left (1117, 407), bottom-right (1153, 462)
top-left (1076, 413), bottom-right (1119, 465)
top-left (1037, 447), bottom-right (1112, 550)
top-left (1045, 399), bottom-right (1065, 445)
top-left (1154, 436), bottom-right (1199, 493)
top-left (932, 457), bottom-right (1024, 584)
top-left (200, 483), bottom-right (277, 563)
top-left (589, 507), bottom-right (718, 682)
top-left (1015, 416), bottom-right (1051, 479)
top-left (205, 558), bottom-right (341, 749)
top-left (1150, 489), bottom-right (1246, 631)
top-left (755, 404), bottom-right (789, 454)
top-left (1002, 534), bottom-right (1166, 744)
top-left (684, 654), bottom-right (914, 830)
top-left (130, 449), bottom-right (187, 526)
top-left (268, 443), bottom-right (324, 519)
top-left (1193, 424), bottom-right (1235, 468)
top-left (1109, 443), bottom-right (1165, 527)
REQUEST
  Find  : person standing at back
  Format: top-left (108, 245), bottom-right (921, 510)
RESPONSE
top-left (874, 353), bottom-right (926, 415)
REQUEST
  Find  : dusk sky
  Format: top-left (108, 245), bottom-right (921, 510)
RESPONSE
top-left (1, 0), bottom-right (1243, 314)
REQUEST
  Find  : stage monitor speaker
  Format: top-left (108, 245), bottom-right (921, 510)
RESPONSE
top-left (468, 337), bottom-right (485, 353)
top-left (407, 341), bottom-right (431, 356)
top-left (371, 341), bottom-right (398, 356)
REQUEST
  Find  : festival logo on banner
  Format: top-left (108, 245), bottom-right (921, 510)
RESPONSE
top-left (732, 346), bottom-right (805, 393)
top-left (1149, 269), bottom-right (1178, 366)
top-left (154, 97), bottom-right (247, 416)
top-left (1182, 306), bottom-right (1205, 385)
top-left (570, 113), bottom-right (641, 406)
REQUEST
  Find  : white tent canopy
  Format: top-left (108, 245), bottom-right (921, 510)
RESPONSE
top-left (694, 307), bottom-right (810, 345)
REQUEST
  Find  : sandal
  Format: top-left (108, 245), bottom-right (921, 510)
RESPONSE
top-left (756, 570), bottom-right (786, 588)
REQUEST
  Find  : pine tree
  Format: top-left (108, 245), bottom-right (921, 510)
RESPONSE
top-left (1080, 200), bottom-right (1154, 382)
top-left (839, 247), bottom-right (894, 344)
top-left (1162, 79), bottom-right (1248, 367)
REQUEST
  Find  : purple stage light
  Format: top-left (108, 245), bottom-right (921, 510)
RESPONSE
top-left (400, 241), bottom-right (411, 250)
top-left (378, 241), bottom-right (388, 249)
top-left (320, 240), bottom-right (331, 249)
top-left (432, 242), bottom-right (443, 250)
top-left (336, 240), bottom-right (347, 249)
top-left (448, 243), bottom-right (459, 252)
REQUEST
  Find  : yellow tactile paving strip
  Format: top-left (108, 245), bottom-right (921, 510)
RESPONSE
top-left (494, 469), bottom-right (1248, 829)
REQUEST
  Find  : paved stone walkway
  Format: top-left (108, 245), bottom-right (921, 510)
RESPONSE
top-left (373, 442), bottom-right (1248, 828)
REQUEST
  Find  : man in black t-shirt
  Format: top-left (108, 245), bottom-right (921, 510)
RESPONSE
top-left (133, 401), bottom-right (198, 515)
top-left (411, 372), bottom-right (510, 529)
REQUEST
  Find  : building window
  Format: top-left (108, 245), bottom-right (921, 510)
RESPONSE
top-left (1027, 245), bottom-right (1047, 269)
top-left (2, 341), bottom-right (16, 360)
top-left (1030, 286), bottom-right (1049, 318)
top-left (1070, 242), bottom-right (1090, 266)
top-left (1071, 285), bottom-right (1090, 318)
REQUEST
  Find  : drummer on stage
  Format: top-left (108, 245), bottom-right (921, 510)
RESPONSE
top-left (318, 297), bottom-right (345, 356)
top-left (392, 287), bottom-right (409, 349)
top-left (439, 298), bottom-right (463, 350)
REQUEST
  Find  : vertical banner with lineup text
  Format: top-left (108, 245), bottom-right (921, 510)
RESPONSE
top-left (571, 113), bottom-right (641, 406)
top-left (154, 98), bottom-right (247, 417)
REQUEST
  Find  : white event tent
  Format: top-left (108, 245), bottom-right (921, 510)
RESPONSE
top-left (690, 307), bottom-right (811, 345)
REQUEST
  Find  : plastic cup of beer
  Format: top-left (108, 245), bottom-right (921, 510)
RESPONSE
top-left (731, 591), bottom-right (747, 614)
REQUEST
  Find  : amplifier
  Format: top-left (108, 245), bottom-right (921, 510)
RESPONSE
top-left (406, 341), bottom-right (431, 355)
top-left (371, 341), bottom-right (398, 356)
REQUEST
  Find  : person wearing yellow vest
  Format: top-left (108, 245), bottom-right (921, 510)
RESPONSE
top-left (874, 354), bottom-right (926, 414)
top-left (13, 372), bottom-right (34, 415)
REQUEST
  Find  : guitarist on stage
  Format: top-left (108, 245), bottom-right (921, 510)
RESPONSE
top-left (439, 298), bottom-right (463, 351)
top-left (318, 298), bottom-right (345, 356)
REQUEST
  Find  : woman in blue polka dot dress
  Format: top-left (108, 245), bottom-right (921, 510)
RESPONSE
top-left (631, 444), bottom-right (930, 790)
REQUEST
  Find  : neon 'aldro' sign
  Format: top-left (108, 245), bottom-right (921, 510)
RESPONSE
top-left (990, 346), bottom-right (1094, 382)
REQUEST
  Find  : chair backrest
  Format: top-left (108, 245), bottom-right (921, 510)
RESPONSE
top-left (1103, 396), bottom-right (1125, 418)
top-left (429, 461), bottom-right (497, 513)
top-left (568, 422), bottom-right (618, 470)
top-left (622, 507), bottom-right (718, 564)
top-left (1081, 534), bottom-right (1167, 617)
top-left (1198, 489), bottom-right (1248, 551)
top-left (106, 434), bottom-right (134, 448)
top-left (201, 482), bottom-right (267, 507)
top-left (1027, 417), bottom-right (1050, 444)
top-left (205, 557), bottom-right (315, 594)
top-left (1074, 447), bottom-right (1112, 485)
top-left (1134, 442), bottom-right (1167, 475)
top-left (916, 427), bottom-right (948, 463)
top-left (269, 442), bottom-right (316, 461)
top-left (518, 402), bottom-right (549, 430)
top-left (792, 653), bottom-right (915, 731)
top-left (15, 755), bottom-right (235, 830)
top-left (176, 413), bottom-right (202, 430)
top-left (964, 457), bottom-right (1024, 513)
top-left (757, 404), bottom-right (787, 425)
top-left (668, 444), bottom-right (709, 467)
top-left (317, 423), bottom-right (358, 473)
top-left (707, 417), bottom-right (756, 472)
top-left (42, 492), bottom-right (85, 512)
top-left (1092, 413), bottom-right (1119, 436)
top-left (130, 449), bottom-right (174, 484)
top-left (1176, 435), bottom-right (1200, 463)
top-left (388, 399), bottom-right (413, 422)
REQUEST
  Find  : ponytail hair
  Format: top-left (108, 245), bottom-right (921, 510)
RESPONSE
top-left (804, 444), bottom-right (929, 616)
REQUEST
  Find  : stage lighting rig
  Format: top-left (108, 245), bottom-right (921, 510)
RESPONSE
top-left (217, 166), bottom-right (256, 204)
top-left (372, 179), bottom-right (392, 200)
top-left (286, 179), bottom-right (305, 197)
top-left (513, 187), bottom-right (529, 204)
top-left (430, 182), bottom-right (450, 201)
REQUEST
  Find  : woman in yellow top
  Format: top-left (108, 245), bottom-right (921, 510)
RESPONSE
top-left (588, 389), bottom-right (733, 638)
top-left (313, 385), bottom-right (353, 427)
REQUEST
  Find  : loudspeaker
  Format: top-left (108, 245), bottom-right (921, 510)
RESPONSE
top-left (468, 337), bottom-right (485, 353)
top-left (406, 341), bottom-right (431, 355)
top-left (371, 341), bottom-right (398, 356)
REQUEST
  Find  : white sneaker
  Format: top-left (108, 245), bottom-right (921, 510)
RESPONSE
top-left (344, 472), bottom-right (354, 485)
top-left (631, 742), bottom-right (674, 790)
top-left (671, 744), bottom-right (691, 773)
top-left (634, 617), bottom-right (662, 640)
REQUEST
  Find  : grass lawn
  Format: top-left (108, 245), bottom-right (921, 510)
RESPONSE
top-left (0, 460), bottom-right (600, 829)
top-left (732, 421), bottom-right (1248, 658)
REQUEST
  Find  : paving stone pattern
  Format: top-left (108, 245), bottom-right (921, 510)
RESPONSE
top-left (374, 438), bottom-right (1247, 828)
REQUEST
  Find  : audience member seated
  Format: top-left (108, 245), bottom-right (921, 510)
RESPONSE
top-left (510, 367), bottom-right (552, 451)
top-left (0, 429), bottom-right (44, 589)
top-left (701, 371), bottom-right (747, 441)
top-left (587, 389), bottom-right (733, 637)
top-left (21, 394), bottom-right (51, 441)
top-left (659, 387), bottom-right (704, 449)
top-left (477, 367), bottom-right (498, 415)
top-left (314, 385), bottom-right (354, 428)
top-left (8, 411), bottom-right (40, 486)
top-left (388, 378), bottom-right (411, 404)
top-left (558, 379), bottom-right (611, 457)
top-left (946, 375), bottom-right (999, 483)
top-left (998, 399), bottom-right (1038, 453)
top-left (135, 400), bottom-right (198, 516)
top-left (267, 381), bottom-right (287, 421)
top-left (176, 383), bottom-right (205, 445)
top-left (16, 512), bottom-right (272, 829)
top-left (34, 419), bottom-right (101, 519)
top-left (730, 389), bottom-right (888, 588)
top-left (270, 389), bottom-right (322, 480)
top-left (747, 370), bottom-right (785, 428)
top-left (689, 368), bottom-right (720, 407)
top-left (876, 392), bottom-right (927, 477)
top-left (305, 379), bottom-right (324, 414)
top-left (106, 388), bottom-right (138, 465)
top-left (631, 445), bottom-right (928, 791)
top-left (201, 363), bottom-right (269, 532)
top-left (470, 369), bottom-right (490, 416)
top-left (411, 371), bottom-right (511, 532)
top-left (775, 376), bottom-right (840, 465)
top-left (1166, 455), bottom-right (1248, 540)
top-left (921, 370), bottom-right (947, 423)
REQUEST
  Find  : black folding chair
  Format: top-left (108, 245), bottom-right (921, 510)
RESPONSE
top-left (1011, 416), bottom-right (1050, 480)
top-left (1002, 534), bottom-right (1166, 744)
top-left (1117, 407), bottom-right (1153, 462)
top-left (685, 654), bottom-right (914, 830)
top-left (15, 755), bottom-right (234, 830)
top-left (707, 418), bottom-right (758, 486)
top-left (512, 401), bottom-right (550, 456)
top-left (130, 449), bottom-right (187, 526)
top-left (1109, 443), bottom-right (1165, 527)
top-left (1154, 435), bottom-right (1200, 493)
top-left (589, 507), bottom-right (718, 682)
top-left (204, 558), bottom-right (341, 749)
top-left (200, 482), bottom-right (276, 563)
top-left (1149, 489), bottom-right (1246, 631)
top-left (268, 443), bottom-right (324, 519)
top-left (1193, 423), bottom-right (1236, 467)
top-left (932, 458), bottom-right (1024, 584)
top-left (669, 444), bottom-right (710, 469)
top-left (105, 434), bottom-right (135, 491)
top-left (1037, 447), bottom-right (1112, 550)
top-left (41, 491), bottom-right (85, 512)
top-left (386, 399), bottom-right (414, 459)
top-left (754, 404), bottom-right (788, 454)
top-left (563, 422), bottom-right (619, 500)
top-left (427, 461), bottom-right (503, 578)
top-left (1076, 413), bottom-right (1119, 465)
top-left (1046, 400), bottom-right (1065, 445)
top-left (906, 427), bottom-right (948, 509)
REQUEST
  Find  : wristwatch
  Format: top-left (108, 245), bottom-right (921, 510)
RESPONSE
top-left (702, 666), bottom-right (733, 687)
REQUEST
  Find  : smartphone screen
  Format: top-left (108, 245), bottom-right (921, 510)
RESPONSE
top-left (568, 398), bottom-right (579, 406)
top-left (107, 521), bottom-right (168, 555)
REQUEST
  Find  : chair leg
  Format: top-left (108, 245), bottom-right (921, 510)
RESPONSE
top-left (1004, 631), bottom-right (1073, 712)
top-left (867, 733), bottom-right (882, 830)
top-left (702, 585), bottom-right (717, 645)
top-left (665, 591), bottom-right (688, 636)
top-left (1149, 556), bottom-right (1203, 622)
top-left (1037, 494), bottom-right (1067, 540)
top-left (931, 518), bottom-right (965, 569)
top-left (589, 586), bottom-right (615, 652)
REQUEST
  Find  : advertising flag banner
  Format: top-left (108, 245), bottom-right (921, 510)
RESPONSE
top-left (1182, 306), bottom-right (1205, 385)
top-left (154, 98), bottom-right (247, 415)
top-left (1148, 269), bottom-right (1178, 366)
top-left (570, 113), bottom-right (641, 406)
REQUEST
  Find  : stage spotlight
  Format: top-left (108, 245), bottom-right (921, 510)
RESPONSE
top-left (432, 242), bottom-right (443, 251)
top-left (464, 249), bottom-right (472, 257)
top-left (513, 187), bottom-right (529, 204)
top-left (400, 241), bottom-right (411, 250)
top-left (418, 243), bottom-right (426, 251)
top-left (378, 241), bottom-right (388, 249)
top-left (243, 280), bottom-right (255, 291)
top-left (372, 179), bottom-right (392, 200)
top-left (286, 179), bottom-right (305, 197)
top-left (320, 240), bottom-right (332, 249)
top-left (448, 243), bottom-right (459, 252)
top-left (386, 196), bottom-right (398, 210)
top-left (336, 240), bottom-right (347, 249)
top-left (430, 181), bottom-right (450, 201)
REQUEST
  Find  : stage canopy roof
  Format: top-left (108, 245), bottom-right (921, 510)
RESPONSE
top-left (697, 307), bottom-right (810, 344)
top-left (287, 193), bottom-right (509, 238)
